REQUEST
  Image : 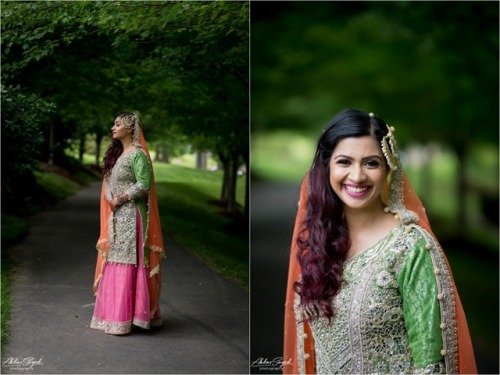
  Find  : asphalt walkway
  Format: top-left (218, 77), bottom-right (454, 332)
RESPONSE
top-left (1, 181), bottom-right (249, 374)
top-left (250, 181), bottom-right (300, 374)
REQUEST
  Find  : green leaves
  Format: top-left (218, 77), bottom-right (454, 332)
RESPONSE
top-left (1, 85), bottom-right (56, 195)
top-left (251, 2), bottom-right (498, 147)
top-left (2, 1), bottom-right (249, 211)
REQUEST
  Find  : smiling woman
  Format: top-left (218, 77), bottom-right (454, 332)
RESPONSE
top-left (328, 136), bottom-right (399, 261)
top-left (283, 109), bottom-right (477, 374)
top-left (329, 138), bottom-right (388, 210)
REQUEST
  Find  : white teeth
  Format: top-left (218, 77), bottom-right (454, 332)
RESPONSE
top-left (345, 185), bottom-right (369, 193)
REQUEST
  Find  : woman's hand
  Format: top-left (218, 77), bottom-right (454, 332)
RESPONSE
top-left (110, 197), bottom-right (119, 211)
top-left (110, 193), bottom-right (127, 211)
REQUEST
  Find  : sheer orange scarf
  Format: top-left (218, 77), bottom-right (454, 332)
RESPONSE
top-left (93, 124), bottom-right (165, 318)
top-left (283, 172), bottom-right (477, 374)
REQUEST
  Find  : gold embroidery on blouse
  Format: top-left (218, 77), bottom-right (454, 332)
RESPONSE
top-left (301, 225), bottom-right (448, 374)
top-left (106, 149), bottom-right (149, 265)
top-left (412, 226), bottom-right (458, 374)
top-left (294, 293), bottom-right (307, 374)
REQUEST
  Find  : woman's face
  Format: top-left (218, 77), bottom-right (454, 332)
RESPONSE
top-left (329, 136), bottom-right (388, 212)
top-left (111, 116), bottom-right (131, 141)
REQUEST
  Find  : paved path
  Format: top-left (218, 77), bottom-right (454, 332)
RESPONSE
top-left (250, 181), bottom-right (300, 374)
top-left (2, 181), bottom-right (249, 374)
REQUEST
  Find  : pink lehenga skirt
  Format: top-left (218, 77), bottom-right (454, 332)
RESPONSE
top-left (90, 210), bottom-right (161, 335)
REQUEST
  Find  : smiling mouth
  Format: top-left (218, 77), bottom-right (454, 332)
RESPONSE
top-left (344, 185), bottom-right (370, 193)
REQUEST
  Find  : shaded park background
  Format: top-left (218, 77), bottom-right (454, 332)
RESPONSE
top-left (250, 1), bottom-right (499, 374)
top-left (1, 0), bottom-right (249, 357)
top-left (1, 1), bottom-right (249, 216)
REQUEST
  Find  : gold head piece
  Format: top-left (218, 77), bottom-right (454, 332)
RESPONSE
top-left (121, 114), bottom-right (136, 129)
top-left (120, 113), bottom-right (141, 146)
top-left (381, 124), bottom-right (399, 171)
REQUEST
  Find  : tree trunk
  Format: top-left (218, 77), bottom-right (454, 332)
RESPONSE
top-left (420, 145), bottom-right (433, 210)
top-left (48, 122), bottom-right (54, 165)
top-left (226, 157), bottom-right (238, 212)
top-left (155, 144), bottom-right (161, 162)
top-left (218, 151), bottom-right (238, 212)
top-left (162, 146), bottom-right (169, 163)
top-left (455, 145), bottom-right (468, 236)
top-left (79, 136), bottom-right (85, 163)
top-left (243, 151), bottom-right (249, 221)
top-left (196, 152), bottom-right (208, 170)
top-left (155, 145), bottom-right (170, 163)
top-left (219, 151), bottom-right (230, 201)
top-left (95, 133), bottom-right (103, 166)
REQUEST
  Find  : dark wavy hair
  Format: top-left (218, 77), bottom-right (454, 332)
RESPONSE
top-left (102, 112), bottom-right (135, 177)
top-left (294, 108), bottom-right (390, 322)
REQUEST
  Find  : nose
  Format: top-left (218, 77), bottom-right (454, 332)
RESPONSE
top-left (349, 165), bottom-right (366, 183)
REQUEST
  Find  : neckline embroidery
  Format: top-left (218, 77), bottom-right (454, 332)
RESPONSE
top-left (344, 224), bottom-right (402, 267)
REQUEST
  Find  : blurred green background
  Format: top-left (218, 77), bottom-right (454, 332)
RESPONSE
top-left (250, 1), bottom-right (498, 373)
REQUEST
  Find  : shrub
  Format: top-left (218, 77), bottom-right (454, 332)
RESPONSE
top-left (1, 85), bottom-right (55, 212)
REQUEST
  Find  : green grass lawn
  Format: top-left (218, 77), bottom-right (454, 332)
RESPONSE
top-left (33, 170), bottom-right (82, 200)
top-left (0, 216), bottom-right (25, 348)
top-left (153, 162), bottom-right (248, 288)
top-left (1, 256), bottom-right (11, 347)
top-left (251, 131), bottom-right (315, 182)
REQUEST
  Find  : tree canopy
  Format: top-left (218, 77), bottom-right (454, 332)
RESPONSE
top-left (251, 1), bottom-right (498, 233)
top-left (2, 0), bottom-right (249, 213)
top-left (251, 1), bottom-right (498, 148)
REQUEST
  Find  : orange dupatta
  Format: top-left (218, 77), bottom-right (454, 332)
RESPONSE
top-left (283, 174), bottom-right (316, 375)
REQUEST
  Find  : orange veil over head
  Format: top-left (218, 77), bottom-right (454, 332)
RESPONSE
top-left (283, 124), bottom-right (477, 374)
top-left (93, 116), bottom-right (165, 319)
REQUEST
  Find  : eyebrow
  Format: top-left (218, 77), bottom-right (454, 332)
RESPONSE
top-left (333, 154), bottom-right (384, 161)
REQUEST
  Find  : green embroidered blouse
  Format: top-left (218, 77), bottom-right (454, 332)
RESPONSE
top-left (105, 148), bottom-right (151, 265)
top-left (300, 224), bottom-right (448, 374)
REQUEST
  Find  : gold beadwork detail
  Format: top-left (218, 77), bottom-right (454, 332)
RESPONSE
top-left (440, 322), bottom-right (446, 330)
top-left (440, 349), bottom-right (447, 356)
top-left (381, 124), bottom-right (399, 171)
top-left (434, 268), bottom-right (440, 275)
top-left (437, 293), bottom-right (443, 300)
top-left (305, 224), bottom-right (460, 374)
top-left (425, 243), bottom-right (432, 250)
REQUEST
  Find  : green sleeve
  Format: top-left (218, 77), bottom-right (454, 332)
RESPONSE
top-left (397, 237), bottom-right (444, 369)
top-left (125, 150), bottom-right (151, 200)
